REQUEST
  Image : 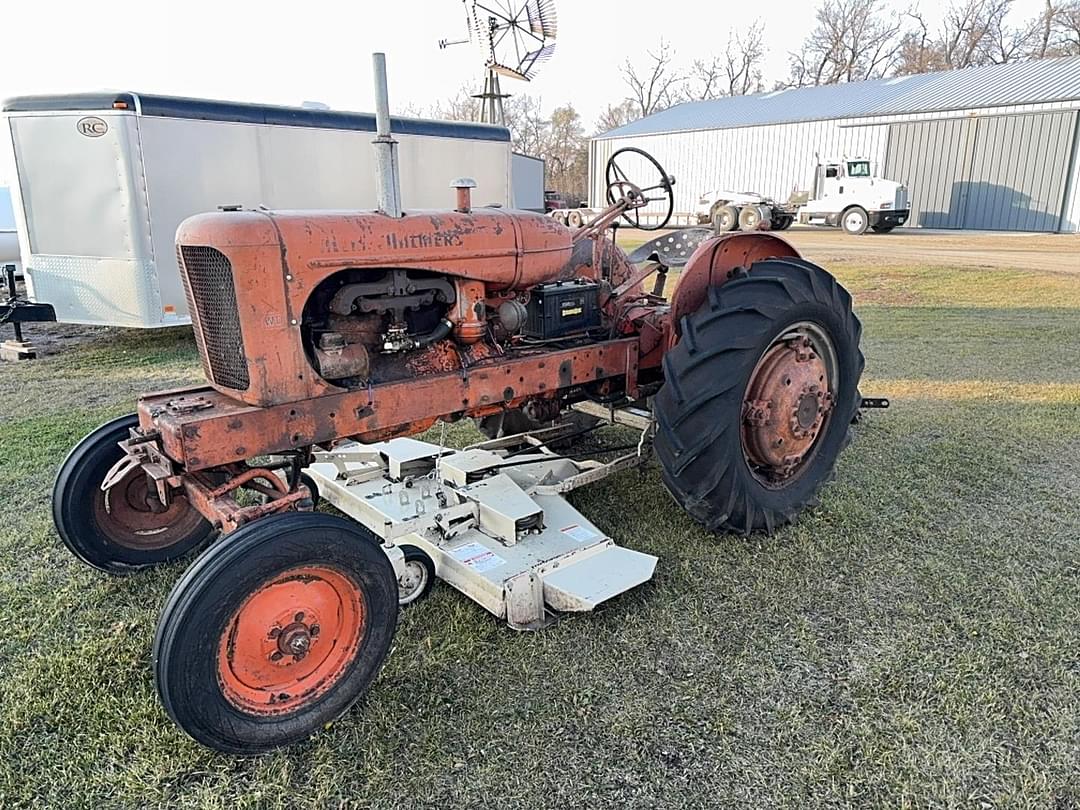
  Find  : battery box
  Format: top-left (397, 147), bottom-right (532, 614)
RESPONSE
top-left (524, 279), bottom-right (601, 339)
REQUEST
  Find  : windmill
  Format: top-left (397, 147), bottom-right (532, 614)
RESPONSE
top-left (439, 0), bottom-right (558, 125)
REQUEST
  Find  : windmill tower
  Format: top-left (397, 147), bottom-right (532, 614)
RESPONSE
top-left (440, 0), bottom-right (558, 126)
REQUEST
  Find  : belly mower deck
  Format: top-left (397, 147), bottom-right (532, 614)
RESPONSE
top-left (305, 426), bottom-right (658, 630)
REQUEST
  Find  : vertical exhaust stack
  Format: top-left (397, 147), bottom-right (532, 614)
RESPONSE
top-left (372, 52), bottom-right (402, 217)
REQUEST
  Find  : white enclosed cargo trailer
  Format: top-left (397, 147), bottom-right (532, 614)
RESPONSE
top-left (0, 187), bottom-right (19, 273)
top-left (2, 92), bottom-right (528, 327)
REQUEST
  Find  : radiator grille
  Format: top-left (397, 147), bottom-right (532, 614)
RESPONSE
top-left (178, 245), bottom-right (250, 391)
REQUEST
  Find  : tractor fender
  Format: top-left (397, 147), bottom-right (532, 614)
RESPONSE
top-left (668, 232), bottom-right (801, 337)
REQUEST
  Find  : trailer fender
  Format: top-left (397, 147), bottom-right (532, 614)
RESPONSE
top-left (668, 232), bottom-right (800, 336)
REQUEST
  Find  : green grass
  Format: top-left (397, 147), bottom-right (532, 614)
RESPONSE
top-left (0, 259), bottom-right (1078, 809)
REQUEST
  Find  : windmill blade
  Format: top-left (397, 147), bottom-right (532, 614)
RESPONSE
top-left (463, 0), bottom-right (558, 82)
top-left (525, 0), bottom-right (557, 39)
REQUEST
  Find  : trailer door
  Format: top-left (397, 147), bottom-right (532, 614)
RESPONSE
top-left (7, 112), bottom-right (160, 326)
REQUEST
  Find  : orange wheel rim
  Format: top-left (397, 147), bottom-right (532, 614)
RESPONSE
top-left (217, 565), bottom-right (366, 715)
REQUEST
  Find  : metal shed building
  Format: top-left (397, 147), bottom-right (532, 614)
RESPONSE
top-left (590, 56), bottom-right (1080, 233)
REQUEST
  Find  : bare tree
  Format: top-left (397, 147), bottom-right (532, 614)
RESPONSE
top-left (688, 21), bottom-right (767, 99)
top-left (504, 94), bottom-right (549, 156)
top-left (892, 0), bottom-right (1075, 74)
top-left (937, 0), bottom-right (1015, 67)
top-left (621, 39), bottom-right (685, 116)
top-left (545, 105), bottom-right (589, 201)
top-left (595, 100), bottom-right (639, 134)
top-left (1036, 0), bottom-right (1080, 55)
top-left (1059, 1), bottom-right (1080, 52)
top-left (894, 11), bottom-right (948, 74)
top-left (788, 0), bottom-right (906, 86)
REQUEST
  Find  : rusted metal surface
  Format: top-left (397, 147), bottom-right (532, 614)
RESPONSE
top-left (741, 336), bottom-right (834, 484)
top-left (137, 339), bottom-right (639, 471)
top-left (217, 564), bottom-right (366, 714)
top-left (180, 468), bottom-right (312, 533)
top-left (93, 461), bottom-right (206, 550)
top-left (176, 208), bottom-right (581, 408)
top-left (668, 232), bottom-right (800, 333)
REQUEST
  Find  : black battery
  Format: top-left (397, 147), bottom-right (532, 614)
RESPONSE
top-left (523, 279), bottom-right (601, 339)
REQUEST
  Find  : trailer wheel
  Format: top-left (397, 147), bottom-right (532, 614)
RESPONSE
top-left (154, 512), bottom-right (397, 754)
top-left (654, 258), bottom-right (864, 534)
top-left (397, 545), bottom-right (436, 606)
top-left (841, 206), bottom-right (869, 235)
top-left (567, 210), bottom-right (584, 228)
top-left (52, 413), bottom-right (214, 574)
top-left (738, 205), bottom-right (764, 231)
top-left (712, 205), bottom-right (738, 232)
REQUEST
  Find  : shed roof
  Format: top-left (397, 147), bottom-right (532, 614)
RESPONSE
top-left (597, 55), bottom-right (1080, 139)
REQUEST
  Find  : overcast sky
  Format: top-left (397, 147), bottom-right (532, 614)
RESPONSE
top-left (1, 0), bottom-right (1050, 134)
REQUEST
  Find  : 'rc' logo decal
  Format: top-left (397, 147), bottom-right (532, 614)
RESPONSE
top-left (76, 117), bottom-right (108, 138)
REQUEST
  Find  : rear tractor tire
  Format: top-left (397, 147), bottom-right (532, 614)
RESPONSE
top-left (154, 512), bottom-right (398, 754)
top-left (654, 258), bottom-right (864, 534)
top-left (52, 414), bottom-right (215, 574)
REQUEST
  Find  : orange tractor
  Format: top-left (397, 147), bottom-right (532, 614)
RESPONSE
top-left (53, 58), bottom-right (872, 753)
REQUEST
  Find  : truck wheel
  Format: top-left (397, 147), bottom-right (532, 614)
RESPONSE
top-left (738, 206), bottom-right (763, 231)
top-left (870, 224), bottom-right (895, 234)
top-left (654, 257), bottom-right (864, 534)
top-left (712, 205), bottom-right (738, 232)
top-left (774, 216), bottom-right (794, 231)
top-left (567, 210), bottom-right (584, 228)
top-left (154, 512), bottom-right (398, 754)
top-left (841, 207), bottom-right (869, 235)
top-left (52, 413), bottom-right (215, 574)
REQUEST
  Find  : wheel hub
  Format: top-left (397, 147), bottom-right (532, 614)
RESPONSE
top-left (95, 466), bottom-right (204, 550)
top-left (269, 612), bottom-right (321, 662)
top-left (217, 566), bottom-right (366, 715)
top-left (742, 335), bottom-right (835, 484)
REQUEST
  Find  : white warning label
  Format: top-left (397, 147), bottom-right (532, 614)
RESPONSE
top-left (448, 541), bottom-right (505, 573)
top-left (560, 523), bottom-right (599, 543)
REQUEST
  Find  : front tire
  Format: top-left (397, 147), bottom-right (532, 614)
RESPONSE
top-left (841, 206), bottom-right (869, 235)
top-left (153, 512), bottom-right (398, 754)
top-left (871, 224), bottom-right (895, 234)
top-left (654, 258), bottom-right (864, 534)
top-left (52, 414), bottom-right (215, 573)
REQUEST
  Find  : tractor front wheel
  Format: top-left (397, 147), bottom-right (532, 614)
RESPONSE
top-left (52, 414), bottom-right (215, 573)
top-left (654, 258), bottom-right (864, 534)
top-left (153, 512), bottom-right (398, 753)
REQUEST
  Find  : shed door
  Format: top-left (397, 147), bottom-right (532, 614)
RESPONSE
top-left (885, 117), bottom-right (975, 228)
top-left (885, 111), bottom-right (1078, 231)
top-left (962, 111), bottom-right (1076, 231)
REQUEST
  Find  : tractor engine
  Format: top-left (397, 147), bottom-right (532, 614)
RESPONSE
top-left (176, 205), bottom-right (627, 411)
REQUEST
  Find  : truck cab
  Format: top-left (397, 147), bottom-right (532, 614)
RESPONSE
top-left (800, 158), bottom-right (910, 234)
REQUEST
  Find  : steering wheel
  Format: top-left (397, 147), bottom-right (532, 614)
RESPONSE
top-left (604, 147), bottom-right (675, 231)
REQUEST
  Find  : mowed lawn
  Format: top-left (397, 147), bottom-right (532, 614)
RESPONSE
top-left (0, 250), bottom-right (1078, 809)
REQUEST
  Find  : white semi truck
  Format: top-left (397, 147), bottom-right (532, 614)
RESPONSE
top-left (696, 157), bottom-right (910, 235)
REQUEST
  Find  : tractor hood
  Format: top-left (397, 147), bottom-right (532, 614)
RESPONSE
top-left (176, 207), bottom-right (574, 291)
